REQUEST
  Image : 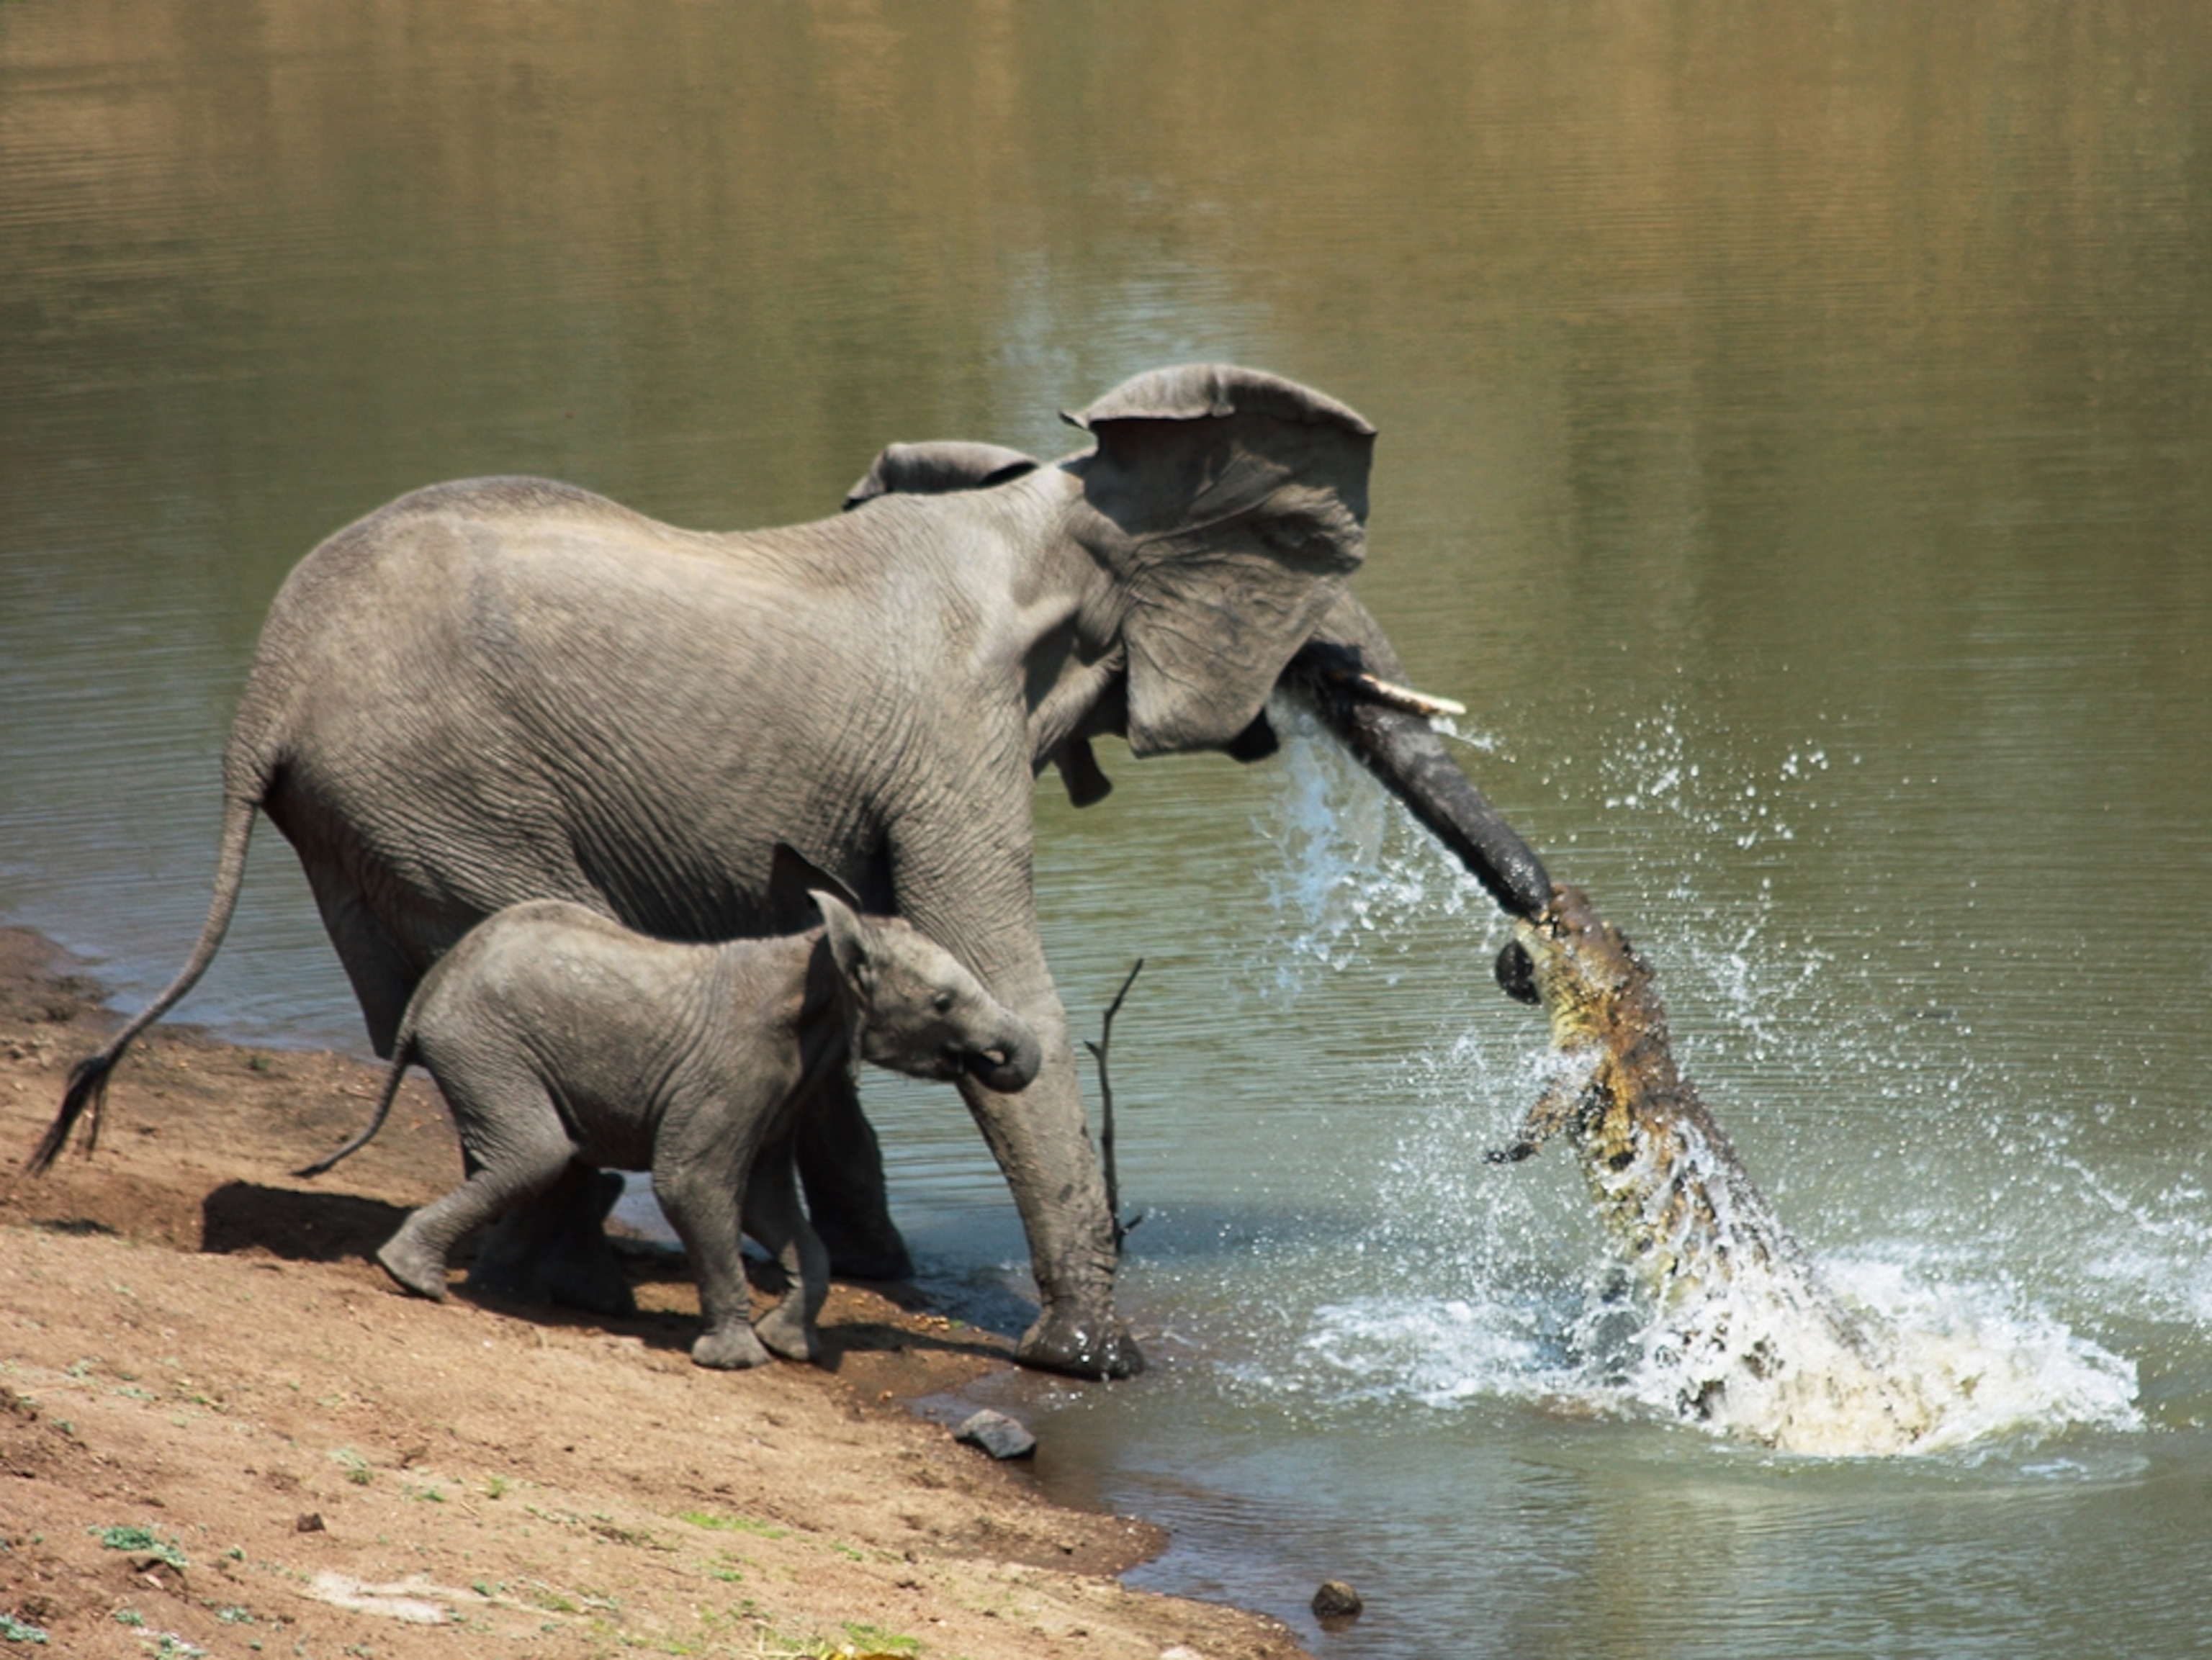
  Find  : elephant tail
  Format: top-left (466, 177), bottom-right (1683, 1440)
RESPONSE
top-left (292, 1025), bottom-right (418, 1179)
top-left (25, 790), bottom-right (262, 1176)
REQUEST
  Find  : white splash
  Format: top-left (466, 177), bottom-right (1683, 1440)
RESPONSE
top-left (1601, 1246), bottom-right (2141, 1456)
top-left (1297, 1248), bottom-right (2139, 1458)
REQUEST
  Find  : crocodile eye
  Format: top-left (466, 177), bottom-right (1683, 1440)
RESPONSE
top-left (1494, 941), bottom-right (1539, 1005)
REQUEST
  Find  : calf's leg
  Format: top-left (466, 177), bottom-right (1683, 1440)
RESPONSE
top-left (744, 1147), bottom-right (832, 1364)
top-left (465, 1164), bottom-right (634, 1314)
top-left (653, 1141), bottom-right (772, 1371)
top-left (382, 1135), bottom-right (577, 1303)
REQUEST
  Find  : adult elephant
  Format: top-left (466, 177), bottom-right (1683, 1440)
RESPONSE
top-left (31, 364), bottom-right (1547, 1380)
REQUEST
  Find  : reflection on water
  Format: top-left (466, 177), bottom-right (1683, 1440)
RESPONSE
top-left (5, 3), bottom-right (2210, 1656)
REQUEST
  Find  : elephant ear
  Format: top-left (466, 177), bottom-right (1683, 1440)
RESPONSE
top-left (1061, 364), bottom-right (1374, 758)
top-left (810, 890), bottom-right (878, 1012)
top-left (842, 441), bottom-right (1040, 510)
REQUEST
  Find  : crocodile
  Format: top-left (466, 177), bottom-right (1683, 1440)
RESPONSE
top-left (1491, 883), bottom-right (1939, 1452)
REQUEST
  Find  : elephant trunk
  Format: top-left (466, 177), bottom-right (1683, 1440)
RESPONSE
top-left (966, 1022), bottom-right (1045, 1096)
top-left (1285, 600), bottom-right (1553, 919)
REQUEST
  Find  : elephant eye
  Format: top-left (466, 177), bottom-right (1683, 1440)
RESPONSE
top-left (932, 992), bottom-right (956, 1015)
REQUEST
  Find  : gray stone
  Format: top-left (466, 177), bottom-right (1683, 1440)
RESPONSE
top-left (953, 1408), bottom-right (1037, 1461)
top-left (1311, 1579), bottom-right (1363, 1619)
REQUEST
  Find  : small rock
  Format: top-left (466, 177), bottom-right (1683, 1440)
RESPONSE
top-left (1311, 1579), bottom-right (1363, 1619)
top-left (295, 1512), bottom-right (325, 1533)
top-left (953, 1408), bottom-right (1037, 1461)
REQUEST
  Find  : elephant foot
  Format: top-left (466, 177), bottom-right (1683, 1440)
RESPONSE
top-left (538, 1227), bottom-right (637, 1317)
top-left (691, 1323), bottom-right (773, 1371)
top-left (752, 1303), bottom-right (822, 1366)
top-left (1016, 1304), bottom-right (1144, 1381)
top-left (464, 1168), bottom-right (637, 1317)
top-left (462, 1225), bottom-right (551, 1304)
top-left (377, 1233), bottom-right (451, 1303)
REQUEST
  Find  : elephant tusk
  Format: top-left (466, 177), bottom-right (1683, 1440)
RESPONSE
top-left (1325, 668), bottom-right (1467, 720)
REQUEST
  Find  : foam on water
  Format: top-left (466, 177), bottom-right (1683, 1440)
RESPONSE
top-left (1291, 1246), bottom-right (2141, 1458)
top-left (1620, 1253), bottom-right (2139, 1456)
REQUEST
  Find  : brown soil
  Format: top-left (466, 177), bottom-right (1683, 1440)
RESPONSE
top-left (0, 928), bottom-right (1306, 1660)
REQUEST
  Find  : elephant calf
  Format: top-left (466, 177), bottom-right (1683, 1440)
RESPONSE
top-left (298, 890), bottom-right (1040, 1369)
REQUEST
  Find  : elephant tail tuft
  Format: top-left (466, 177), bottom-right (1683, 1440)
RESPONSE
top-left (22, 791), bottom-right (261, 1176)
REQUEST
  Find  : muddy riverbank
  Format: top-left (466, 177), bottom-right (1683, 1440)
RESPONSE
top-left (0, 927), bottom-right (1306, 1659)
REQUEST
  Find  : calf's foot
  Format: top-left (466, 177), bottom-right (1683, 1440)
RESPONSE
top-left (691, 1322), bottom-right (773, 1371)
top-left (752, 1300), bottom-right (822, 1366)
top-left (377, 1231), bottom-right (451, 1302)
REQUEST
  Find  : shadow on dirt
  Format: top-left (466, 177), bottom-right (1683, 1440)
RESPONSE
top-left (820, 1314), bottom-right (1015, 1369)
top-left (194, 1181), bottom-right (1015, 1379)
top-left (200, 1180), bottom-right (413, 1263)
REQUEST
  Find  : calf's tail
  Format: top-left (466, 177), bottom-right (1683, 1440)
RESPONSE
top-left (25, 791), bottom-right (261, 1175)
top-left (292, 1024), bottom-right (417, 1178)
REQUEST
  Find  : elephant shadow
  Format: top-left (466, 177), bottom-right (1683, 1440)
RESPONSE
top-left (193, 1181), bottom-right (972, 1369)
top-left (819, 1311), bottom-right (1016, 1370)
top-left (201, 1179), bottom-right (416, 1265)
top-left (199, 1178), bottom-right (634, 1281)
top-left (199, 1177), bottom-right (662, 1315)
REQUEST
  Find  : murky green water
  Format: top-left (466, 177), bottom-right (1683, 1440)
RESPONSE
top-left (5, 4), bottom-right (2209, 1654)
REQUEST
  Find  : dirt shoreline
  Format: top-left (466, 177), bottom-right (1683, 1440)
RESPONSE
top-left (0, 926), bottom-right (1308, 1659)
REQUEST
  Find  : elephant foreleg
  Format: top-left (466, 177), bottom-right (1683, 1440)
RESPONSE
top-left (793, 1070), bottom-right (914, 1281)
top-left (957, 1037), bottom-right (1141, 1379)
top-left (913, 897), bottom-right (1140, 1379)
top-left (887, 788), bottom-right (1142, 1379)
top-left (744, 1146), bottom-right (832, 1364)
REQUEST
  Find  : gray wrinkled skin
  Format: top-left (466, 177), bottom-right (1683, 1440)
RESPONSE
top-left (34, 363), bottom-right (1550, 1381)
top-left (301, 894), bottom-right (1040, 1371)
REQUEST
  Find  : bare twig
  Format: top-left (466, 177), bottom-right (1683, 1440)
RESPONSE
top-left (1084, 959), bottom-right (1145, 1257)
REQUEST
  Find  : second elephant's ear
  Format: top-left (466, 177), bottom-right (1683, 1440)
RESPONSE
top-left (842, 441), bottom-right (1040, 511)
top-left (1062, 364), bottom-right (1374, 758)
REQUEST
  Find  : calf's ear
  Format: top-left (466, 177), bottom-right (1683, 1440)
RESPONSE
top-left (811, 890), bottom-right (876, 1006)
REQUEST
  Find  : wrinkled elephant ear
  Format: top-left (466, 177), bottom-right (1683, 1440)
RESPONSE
top-left (1062, 364), bottom-right (1374, 758)
top-left (842, 441), bottom-right (1040, 510)
top-left (810, 890), bottom-right (878, 1011)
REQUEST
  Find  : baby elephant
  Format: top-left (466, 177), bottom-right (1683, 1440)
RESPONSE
top-left (298, 890), bottom-right (1041, 1369)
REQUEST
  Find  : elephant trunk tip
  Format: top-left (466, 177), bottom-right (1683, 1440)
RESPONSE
top-left (968, 1027), bottom-right (1044, 1095)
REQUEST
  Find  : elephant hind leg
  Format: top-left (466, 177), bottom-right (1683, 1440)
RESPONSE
top-left (464, 1163), bottom-right (637, 1317)
top-left (382, 1081), bottom-right (577, 1303)
top-left (299, 858), bottom-right (426, 1059)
